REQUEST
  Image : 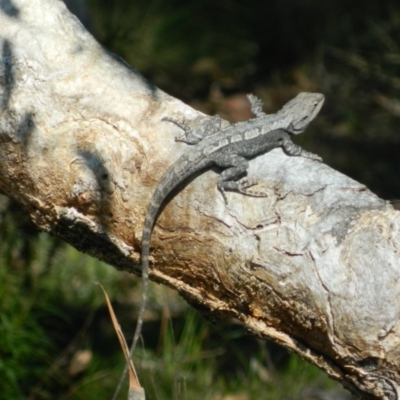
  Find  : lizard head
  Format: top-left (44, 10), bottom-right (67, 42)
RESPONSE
top-left (279, 92), bottom-right (325, 135)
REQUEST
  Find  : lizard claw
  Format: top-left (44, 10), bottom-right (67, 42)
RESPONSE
top-left (237, 178), bottom-right (258, 190)
top-left (217, 183), bottom-right (229, 204)
top-left (221, 189), bottom-right (229, 205)
top-left (237, 178), bottom-right (268, 197)
top-left (302, 151), bottom-right (323, 162)
top-left (175, 135), bottom-right (187, 142)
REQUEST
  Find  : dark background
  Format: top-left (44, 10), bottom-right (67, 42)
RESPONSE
top-left (81, 0), bottom-right (400, 200)
top-left (2, 0), bottom-right (400, 398)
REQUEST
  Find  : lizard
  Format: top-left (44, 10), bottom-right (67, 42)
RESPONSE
top-left (130, 92), bottom-right (325, 353)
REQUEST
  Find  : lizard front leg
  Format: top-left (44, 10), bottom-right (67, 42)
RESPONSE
top-left (281, 138), bottom-right (322, 162)
top-left (247, 94), bottom-right (267, 118)
top-left (216, 153), bottom-right (272, 202)
top-left (215, 153), bottom-right (250, 203)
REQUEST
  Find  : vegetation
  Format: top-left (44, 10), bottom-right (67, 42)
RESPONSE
top-left (0, 217), bottom-right (342, 399)
top-left (3, 0), bottom-right (400, 398)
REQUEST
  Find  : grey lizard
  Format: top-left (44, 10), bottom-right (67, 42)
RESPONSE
top-left (130, 92), bottom-right (325, 353)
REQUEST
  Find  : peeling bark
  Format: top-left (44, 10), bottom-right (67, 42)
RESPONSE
top-left (1, 1), bottom-right (400, 398)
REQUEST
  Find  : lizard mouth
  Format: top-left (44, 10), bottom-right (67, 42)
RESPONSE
top-left (290, 118), bottom-right (310, 134)
top-left (291, 123), bottom-right (306, 133)
top-left (291, 97), bottom-right (324, 134)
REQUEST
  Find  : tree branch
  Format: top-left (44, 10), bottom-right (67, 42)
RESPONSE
top-left (1, 1), bottom-right (399, 398)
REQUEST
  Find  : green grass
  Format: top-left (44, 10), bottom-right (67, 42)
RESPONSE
top-left (0, 225), bottom-right (345, 399)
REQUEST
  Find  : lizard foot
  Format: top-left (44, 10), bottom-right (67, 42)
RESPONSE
top-left (301, 150), bottom-right (323, 162)
top-left (237, 178), bottom-right (269, 197)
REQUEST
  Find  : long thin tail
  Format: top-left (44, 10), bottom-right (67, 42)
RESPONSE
top-left (114, 196), bottom-right (161, 399)
top-left (114, 228), bottom-right (151, 400)
top-left (130, 209), bottom-right (154, 355)
top-left (129, 157), bottom-right (203, 354)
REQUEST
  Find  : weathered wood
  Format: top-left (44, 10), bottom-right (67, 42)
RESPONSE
top-left (1, 1), bottom-right (399, 398)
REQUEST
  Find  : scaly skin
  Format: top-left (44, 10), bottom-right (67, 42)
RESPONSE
top-left (130, 92), bottom-right (325, 353)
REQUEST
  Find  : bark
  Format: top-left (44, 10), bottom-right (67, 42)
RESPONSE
top-left (1, 1), bottom-right (400, 399)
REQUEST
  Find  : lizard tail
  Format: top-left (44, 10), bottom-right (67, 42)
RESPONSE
top-left (130, 160), bottom-right (199, 355)
top-left (129, 200), bottom-right (159, 355)
top-left (129, 246), bottom-right (149, 355)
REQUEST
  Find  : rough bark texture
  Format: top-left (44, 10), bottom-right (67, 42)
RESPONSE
top-left (1, 1), bottom-right (400, 399)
